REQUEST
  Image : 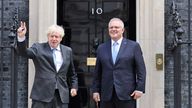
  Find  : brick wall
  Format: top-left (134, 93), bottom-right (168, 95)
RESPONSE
top-left (165, 0), bottom-right (192, 108)
top-left (0, 0), bottom-right (191, 108)
top-left (0, 0), bottom-right (29, 108)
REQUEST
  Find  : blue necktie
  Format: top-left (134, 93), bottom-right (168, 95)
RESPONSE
top-left (52, 49), bottom-right (58, 88)
top-left (52, 49), bottom-right (57, 67)
top-left (112, 42), bottom-right (118, 64)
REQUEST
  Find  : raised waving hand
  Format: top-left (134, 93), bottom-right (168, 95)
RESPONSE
top-left (17, 21), bottom-right (27, 38)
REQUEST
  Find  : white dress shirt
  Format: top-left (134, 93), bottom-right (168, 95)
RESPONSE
top-left (111, 37), bottom-right (123, 54)
top-left (51, 46), bottom-right (63, 72)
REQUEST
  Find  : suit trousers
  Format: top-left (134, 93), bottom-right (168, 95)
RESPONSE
top-left (100, 88), bottom-right (136, 108)
top-left (32, 89), bottom-right (68, 108)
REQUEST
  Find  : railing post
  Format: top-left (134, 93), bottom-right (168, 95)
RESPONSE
top-left (8, 8), bottom-right (19, 108)
top-left (170, 1), bottom-right (184, 108)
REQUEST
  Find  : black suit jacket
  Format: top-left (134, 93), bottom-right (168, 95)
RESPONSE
top-left (92, 38), bottom-right (146, 101)
top-left (17, 40), bottom-right (78, 103)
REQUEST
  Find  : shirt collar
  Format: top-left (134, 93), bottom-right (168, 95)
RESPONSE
top-left (51, 45), bottom-right (61, 51)
top-left (111, 37), bottom-right (123, 45)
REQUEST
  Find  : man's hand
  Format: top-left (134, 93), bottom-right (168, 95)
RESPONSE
top-left (131, 90), bottom-right (143, 99)
top-left (93, 92), bottom-right (100, 103)
top-left (70, 88), bottom-right (77, 97)
top-left (17, 21), bottom-right (27, 38)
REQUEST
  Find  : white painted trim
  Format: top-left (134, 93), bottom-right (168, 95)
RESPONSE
top-left (136, 0), bottom-right (165, 108)
top-left (28, 0), bottom-right (57, 108)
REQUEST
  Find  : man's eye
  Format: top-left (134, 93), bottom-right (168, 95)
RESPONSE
top-left (51, 35), bottom-right (59, 38)
top-left (109, 26), bottom-right (120, 29)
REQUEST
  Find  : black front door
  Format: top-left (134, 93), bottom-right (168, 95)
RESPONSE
top-left (57, 0), bottom-right (135, 107)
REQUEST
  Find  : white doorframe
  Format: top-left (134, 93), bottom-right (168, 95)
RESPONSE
top-left (28, 0), bottom-right (165, 108)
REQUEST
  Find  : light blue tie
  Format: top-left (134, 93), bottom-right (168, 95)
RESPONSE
top-left (112, 42), bottom-right (119, 64)
top-left (52, 48), bottom-right (57, 67)
top-left (52, 48), bottom-right (58, 88)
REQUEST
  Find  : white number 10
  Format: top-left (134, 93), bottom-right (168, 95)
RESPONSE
top-left (91, 8), bottom-right (103, 15)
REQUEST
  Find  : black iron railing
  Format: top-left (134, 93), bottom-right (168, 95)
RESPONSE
top-left (170, 0), bottom-right (191, 108)
top-left (0, 7), bottom-right (19, 108)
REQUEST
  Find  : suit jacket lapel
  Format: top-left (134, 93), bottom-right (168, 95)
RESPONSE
top-left (58, 45), bottom-right (67, 72)
top-left (115, 38), bottom-right (127, 64)
top-left (45, 43), bottom-right (57, 71)
top-left (107, 41), bottom-right (114, 65)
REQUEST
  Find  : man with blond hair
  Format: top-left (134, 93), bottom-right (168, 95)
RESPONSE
top-left (17, 22), bottom-right (78, 108)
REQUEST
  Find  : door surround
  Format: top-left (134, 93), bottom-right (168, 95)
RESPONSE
top-left (28, 0), bottom-right (164, 108)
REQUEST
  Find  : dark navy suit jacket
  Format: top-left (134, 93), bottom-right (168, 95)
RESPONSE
top-left (92, 38), bottom-right (146, 101)
top-left (17, 40), bottom-right (78, 103)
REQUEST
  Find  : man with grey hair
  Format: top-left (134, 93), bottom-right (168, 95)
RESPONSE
top-left (92, 17), bottom-right (146, 108)
top-left (17, 22), bottom-right (78, 108)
